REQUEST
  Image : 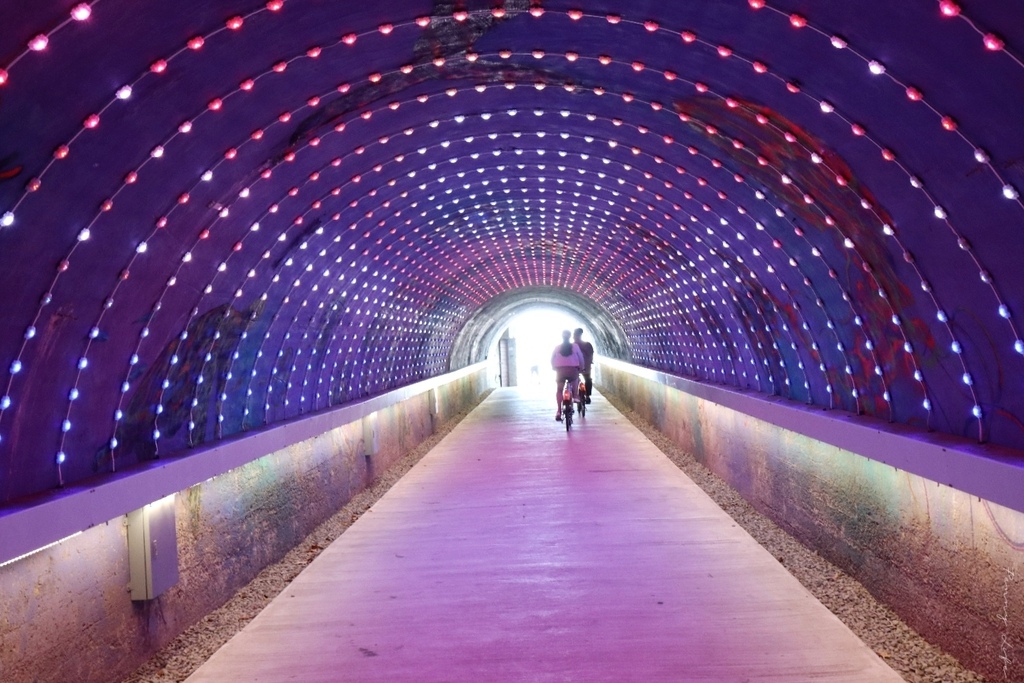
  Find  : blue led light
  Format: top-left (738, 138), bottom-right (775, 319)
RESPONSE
top-left (10, 360), bottom-right (22, 374)
top-left (56, 452), bottom-right (65, 464)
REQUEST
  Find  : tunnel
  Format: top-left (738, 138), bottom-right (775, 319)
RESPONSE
top-left (1, 0), bottom-right (1023, 681)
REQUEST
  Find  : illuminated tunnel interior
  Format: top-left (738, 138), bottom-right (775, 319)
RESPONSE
top-left (1, 0), bottom-right (1022, 506)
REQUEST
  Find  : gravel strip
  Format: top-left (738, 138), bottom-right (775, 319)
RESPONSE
top-left (122, 388), bottom-right (984, 683)
top-left (602, 392), bottom-right (986, 683)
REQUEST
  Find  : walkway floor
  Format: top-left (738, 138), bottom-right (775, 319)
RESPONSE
top-left (185, 387), bottom-right (902, 682)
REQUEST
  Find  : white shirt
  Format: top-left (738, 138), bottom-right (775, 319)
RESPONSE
top-left (551, 342), bottom-right (584, 369)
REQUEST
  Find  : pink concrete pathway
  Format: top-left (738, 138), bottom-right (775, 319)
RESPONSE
top-left (186, 387), bottom-right (902, 682)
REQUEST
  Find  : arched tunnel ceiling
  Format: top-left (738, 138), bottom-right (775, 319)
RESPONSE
top-left (0, 0), bottom-right (1022, 502)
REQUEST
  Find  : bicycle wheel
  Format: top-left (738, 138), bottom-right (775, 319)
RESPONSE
top-left (564, 400), bottom-right (573, 431)
top-left (578, 398), bottom-right (586, 418)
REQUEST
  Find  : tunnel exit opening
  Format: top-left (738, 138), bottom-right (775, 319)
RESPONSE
top-left (490, 308), bottom-right (587, 387)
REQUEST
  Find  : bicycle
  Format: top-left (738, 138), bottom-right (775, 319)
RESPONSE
top-left (577, 376), bottom-right (587, 419)
top-left (561, 379), bottom-right (574, 431)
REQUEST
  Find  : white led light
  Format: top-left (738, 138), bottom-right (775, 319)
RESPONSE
top-left (2, 211), bottom-right (15, 227)
top-left (78, 228), bottom-right (91, 241)
top-left (868, 60), bottom-right (885, 75)
top-left (1003, 184), bottom-right (1019, 200)
top-left (201, 170), bottom-right (213, 181)
top-left (116, 85), bottom-right (132, 100)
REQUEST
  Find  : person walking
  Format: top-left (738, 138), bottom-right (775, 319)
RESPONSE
top-left (573, 328), bottom-right (594, 404)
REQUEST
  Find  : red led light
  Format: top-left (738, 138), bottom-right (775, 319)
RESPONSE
top-left (307, 96), bottom-right (320, 106)
top-left (342, 32), bottom-right (357, 45)
top-left (941, 116), bottom-right (957, 131)
top-left (199, 229), bottom-right (210, 240)
top-left (273, 61), bottom-right (287, 72)
top-left (725, 98), bottom-right (738, 108)
top-left (125, 172), bottom-right (138, 184)
top-left (906, 86), bottom-right (922, 100)
top-left (753, 61), bottom-right (767, 73)
top-left (224, 148), bottom-right (238, 159)
top-left (208, 98), bottom-right (223, 111)
top-left (157, 217), bottom-right (168, 228)
top-left (786, 81), bottom-right (800, 93)
top-left (789, 14), bottom-right (806, 28)
top-left (27, 178), bottom-right (41, 191)
top-left (644, 20), bottom-right (659, 32)
top-left (983, 34), bottom-right (1004, 51)
top-left (851, 123), bottom-right (865, 135)
top-left (266, 0), bottom-right (284, 10)
top-left (0, 69), bottom-right (7, 85)
top-left (227, 16), bottom-right (244, 30)
top-left (453, 10), bottom-right (468, 21)
top-left (717, 45), bottom-right (732, 57)
top-left (663, 69), bottom-right (676, 80)
top-left (188, 36), bottom-right (205, 50)
top-left (755, 113), bottom-right (768, 124)
top-left (568, 9), bottom-right (583, 20)
top-left (54, 145), bottom-right (70, 159)
top-left (695, 82), bottom-right (708, 92)
top-left (433, 56), bottom-right (445, 67)
top-left (632, 61), bottom-right (645, 71)
top-left (71, 4), bottom-right (91, 21)
top-left (278, 112), bottom-right (291, 123)
top-left (749, 0), bottom-right (765, 8)
top-left (306, 46), bottom-right (321, 58)
top-left (599, 54), bottom-right (612, 65)
top-left (337, 83), bottom-right (350, 93)
top-left (251, 129), bottom-right (264, 140)
top-left (415, 16), bottom-right (430, 27)
top-left (939, 1), bottom-right (960, 17)
top-left (178, 193), bottom-right (190, 204)
top-left (492, 8), bottom-right (505, 18)
top-left (29, 35), bottom-right (48, 51)
top-left (530, 6), bottom-right (544, 17)
top-left (881, 149), bottom-right (895, 161)
top-left (681, 31), bottom-right (696, 43)
top-left (240, 78), bottom-right (255, 91)
top-left (84, 113), bottom-right (100, 129)
top-left (150, 59), bottom-right (168, 73)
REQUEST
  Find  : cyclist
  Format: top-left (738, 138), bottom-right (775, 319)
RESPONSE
top-left (551, 329), bottom-right (584, 421)
top-left (573, 328), bottom-right (594, 404)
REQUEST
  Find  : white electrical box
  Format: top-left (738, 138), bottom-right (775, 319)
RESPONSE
top-left (127, 495), bottom-right (179, 601)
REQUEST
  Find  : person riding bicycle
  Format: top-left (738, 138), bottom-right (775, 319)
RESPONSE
top-left (551, 329), bottom-right (584, 421)
top-left (573, 328), bottom-right (594, 404)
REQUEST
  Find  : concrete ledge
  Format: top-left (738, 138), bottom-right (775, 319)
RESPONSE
top-left (600, 358), bottom-right (1024, 514)
top-left (0, 363), bottom-right (488, 567)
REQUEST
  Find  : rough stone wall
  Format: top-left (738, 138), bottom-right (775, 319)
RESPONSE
top-left (600, 365), bottom-right (1024, 683)
top-left (0, 370), bottom-right (486, 683)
